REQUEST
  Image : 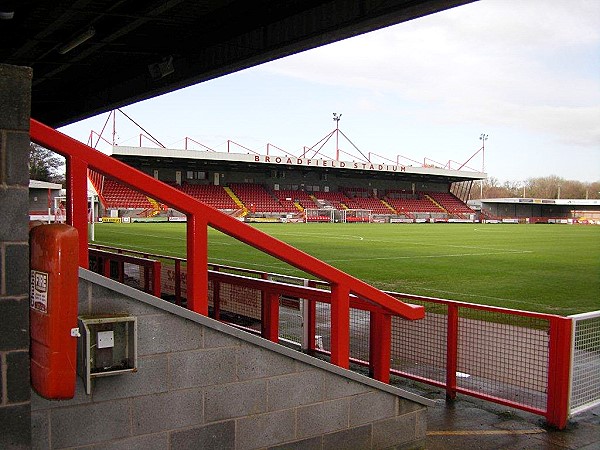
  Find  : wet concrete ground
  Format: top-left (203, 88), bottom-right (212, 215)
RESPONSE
top-left (421, 389), bottom-right (600, 450)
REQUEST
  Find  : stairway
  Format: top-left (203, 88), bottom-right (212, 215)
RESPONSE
top-left (224, 186), bottom-right (248, 215)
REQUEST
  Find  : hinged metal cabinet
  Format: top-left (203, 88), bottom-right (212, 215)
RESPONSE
top-left (78, 315), bottom-right (137, 394)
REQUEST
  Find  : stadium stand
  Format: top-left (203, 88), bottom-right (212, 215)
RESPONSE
top-left (180, 183), bottom-right (238, 210)
top-left (385, 194), bottom-right (444, 214)
top-left (350, 197), bottom-right (395, 214)
top-left (273, 189), bottom-right (318, 211)
top-left (427, 191), bottom-right (474, 215)
top-left (312, 191), bottom-right (351, 210)
top-left (342, 186), bottom-right (370, 197)
top-left (90, 170), bottom-right (475, 220)
top-left (229, 183), bottom-right (292, 213)
top-left (101, 178), bottom-right (152, 209)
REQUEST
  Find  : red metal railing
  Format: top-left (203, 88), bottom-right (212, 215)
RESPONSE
top-left (88, 243), bottom-right (573, 428)
top-left (384, 293), bottom-right (572, 429)
top-left (89, 248), bottom-right (161, 298)
top-left (30, 118), bottom-right (424, 378)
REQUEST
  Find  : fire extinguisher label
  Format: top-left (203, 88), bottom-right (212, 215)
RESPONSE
top-left (30, 270), bottom-right (49, 313)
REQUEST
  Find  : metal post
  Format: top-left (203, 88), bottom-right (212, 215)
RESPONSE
top-left (330, 283), bottom-right (350, 368)
top-left (90, 195), bottom-right (95, 241)
top-left (186, 214), bottom-right (208, 315)
top-left (66, 156), bottom-right (89, 269)
top-left (301, 279), bottom-right (310, 351)
top-left (446, 304), bottom-right (459, 400)
top-left (546, 316), bottom-right (572, 429)
top-left (152, 260), bottom-right (161, 298)
top-left (369, 311), bottom-right (391, 383)
top-left (333, 113), bottom-right (342, 161)
top-left (479, 133), bottom-right (488, 198)
top-left (262, 291), bottom-right (279, 343)
top-left (174, 260), bottom-right (182, 306)
top-left (307, 280), bottom-right (317, 354)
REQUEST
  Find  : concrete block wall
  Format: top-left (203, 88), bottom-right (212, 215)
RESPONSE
top-left (32, 269), bottom-right (430, 449)
top-left (0, 63), bottom-right (33, 450)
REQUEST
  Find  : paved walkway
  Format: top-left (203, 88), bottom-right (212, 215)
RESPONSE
top-left (421, 390), bottom-right (600, 449)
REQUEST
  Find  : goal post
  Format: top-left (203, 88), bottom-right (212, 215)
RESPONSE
top-left (344, 209), bottom-right (372, 223)
top-left (304, 209), bottom-right (334, 223)
top-left (303, 208), bottom-right (372, 223)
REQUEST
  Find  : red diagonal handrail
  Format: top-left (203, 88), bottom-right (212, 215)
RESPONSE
top-left (30, 118), bottom-right (424, 368)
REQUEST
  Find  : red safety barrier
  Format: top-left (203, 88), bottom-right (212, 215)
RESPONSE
top-left (88, 243), bottom-right (575, 429)
top-left (88, 248), bottom-right (161, 298)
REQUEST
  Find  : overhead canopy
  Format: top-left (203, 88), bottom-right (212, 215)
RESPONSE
top-left (0, 0), bottom-right (474, 127)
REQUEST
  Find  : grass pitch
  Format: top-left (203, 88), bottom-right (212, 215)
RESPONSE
top-left (92, 222), bottom-right (600, 316)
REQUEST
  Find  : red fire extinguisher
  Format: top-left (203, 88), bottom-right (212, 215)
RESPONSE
top-left (30, 224), bottom-right (79, 399)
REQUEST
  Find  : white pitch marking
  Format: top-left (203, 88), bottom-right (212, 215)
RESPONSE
top-left (327, 250), bottom-right (533, 263)
top-left (96, 227), bottom-right (234, 245)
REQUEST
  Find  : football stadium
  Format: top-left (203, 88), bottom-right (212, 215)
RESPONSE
top-left (27, 113), bottom-right (600, 441)
top-left (3, 1), bottom-right (599, 448)
top-left (69, 114), bottom-right (599, 428)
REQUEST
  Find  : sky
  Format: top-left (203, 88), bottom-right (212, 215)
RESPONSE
top-left (60, 0), bottom-right (600, 184)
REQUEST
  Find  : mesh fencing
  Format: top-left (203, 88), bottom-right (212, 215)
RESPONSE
top-left (569, 311), bottom-right (600, 415)
top-left (349, 309), bottom-right (370, 363)
top-left (391, 301), bottom-right (448, 384)
top-left (455, 311), bottom-right (549, 411)
top-left (279, 304), bottom-right (303, 346)
top-left (390, 296), bottom-right (552, 412)
top-left (208, 280), bottom-right (262, 323)
top-left (315, 302), bottom-right (331, 352)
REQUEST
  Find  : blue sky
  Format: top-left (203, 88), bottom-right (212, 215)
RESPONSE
top-left (60, 0), bottom-right (600, 183)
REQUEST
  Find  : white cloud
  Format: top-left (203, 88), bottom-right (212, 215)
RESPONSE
top-left (263, 0), bottom-right (600, 151)
top-left (61, 0), bottom-right (600, 182)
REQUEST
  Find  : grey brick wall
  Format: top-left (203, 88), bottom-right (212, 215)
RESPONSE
top-left (32, 269), bottom-right (430, 449)
top-left (0, 63), bottom-right (32, 450)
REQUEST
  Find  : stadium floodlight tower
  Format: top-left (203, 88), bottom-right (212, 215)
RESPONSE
top-left (333, 112), bottom-right (342, 160)
top-left (479, 133), bottom-right (488, 198)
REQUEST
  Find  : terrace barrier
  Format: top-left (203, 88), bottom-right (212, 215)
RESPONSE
top-left (30, 118), bottom-right (424, 379)
top-left (88, 244), bottom-right (596, 430)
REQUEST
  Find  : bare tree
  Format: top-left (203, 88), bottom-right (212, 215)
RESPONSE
top-left (29, 143), bottom-right (65, 184)
top-left (476, 175), bottom-right (600, 199)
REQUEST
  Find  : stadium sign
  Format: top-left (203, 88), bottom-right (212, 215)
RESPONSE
top-left (253, 155), bottom-right (407, 173)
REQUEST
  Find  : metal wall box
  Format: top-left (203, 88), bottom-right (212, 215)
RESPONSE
top-left (78, 315), bottom-right (137, 394)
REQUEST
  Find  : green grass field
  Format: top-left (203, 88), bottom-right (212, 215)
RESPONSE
top-left (92, 222), bottom-right (600, 316)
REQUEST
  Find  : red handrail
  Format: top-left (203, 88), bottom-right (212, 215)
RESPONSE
top-left (30, 118), bottom-right (424, 370)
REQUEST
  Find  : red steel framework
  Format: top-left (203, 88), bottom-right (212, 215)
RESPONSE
top-left (30, 118), bottom-right (424, 378)
top-left (30, 119), bottom-right (574, 429)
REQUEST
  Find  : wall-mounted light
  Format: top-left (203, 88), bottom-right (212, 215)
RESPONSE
top-left (58, 27), bottom-right (95, 55)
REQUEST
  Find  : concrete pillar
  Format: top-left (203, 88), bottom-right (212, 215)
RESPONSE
top-left (0, 63), bottom-right (32, 449)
